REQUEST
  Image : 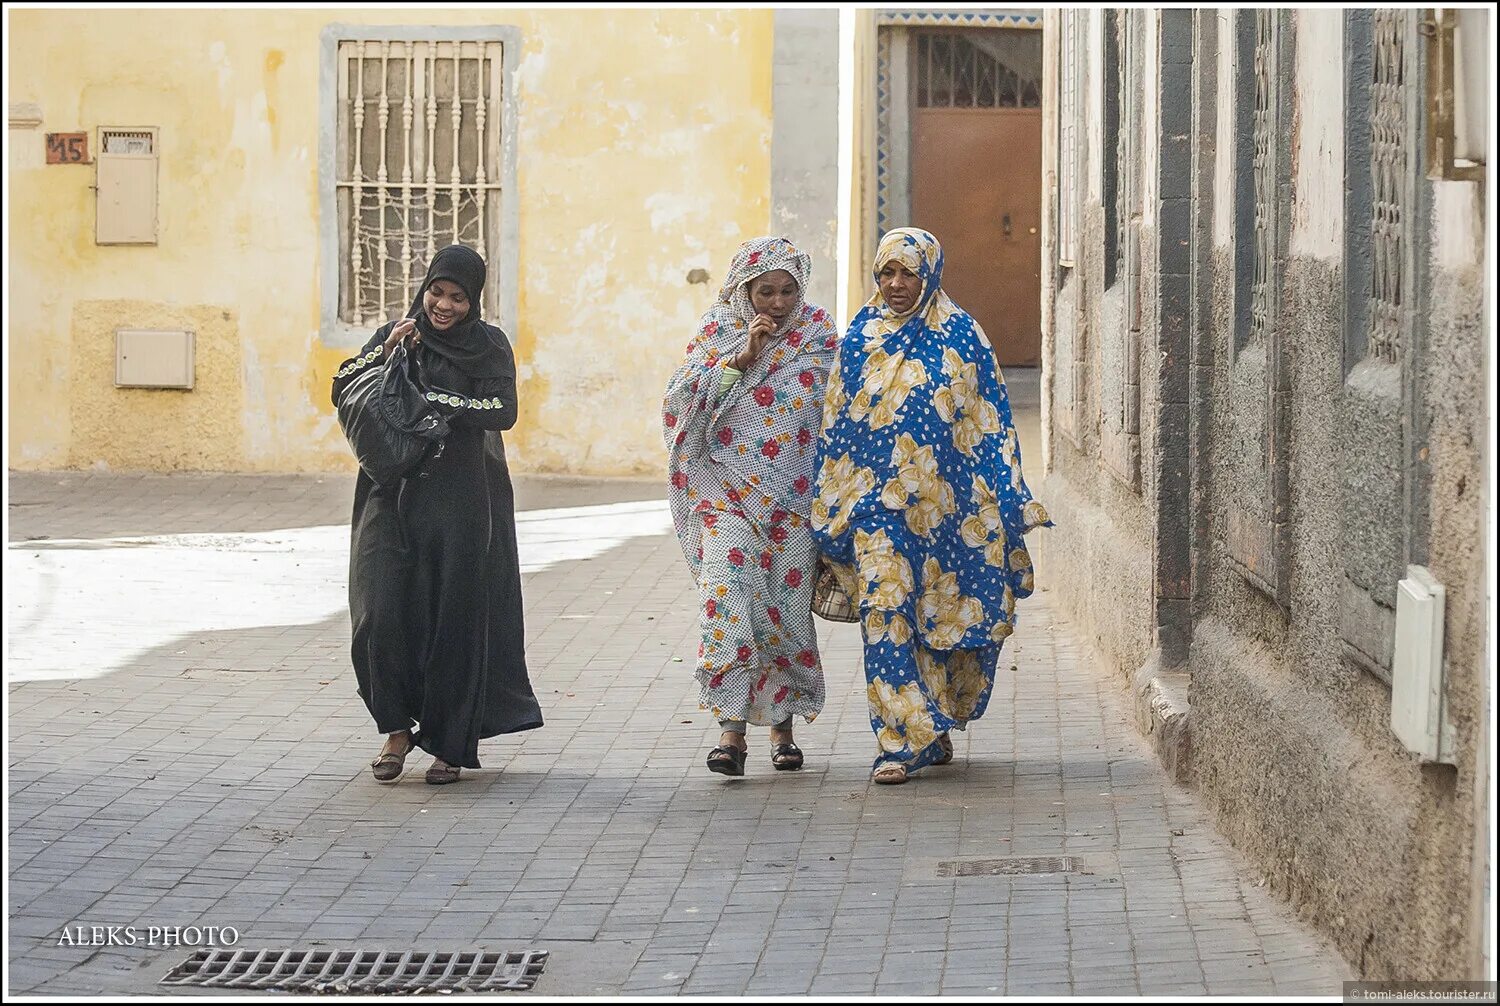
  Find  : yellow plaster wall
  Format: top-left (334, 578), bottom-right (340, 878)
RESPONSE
top-left (7, 8), bottom-right (775, 474)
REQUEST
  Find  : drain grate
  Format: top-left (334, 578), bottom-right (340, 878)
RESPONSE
top-left (938, 856), bottom-right (1078, 877)
top-left (160, 949), bottom-right (548, 993)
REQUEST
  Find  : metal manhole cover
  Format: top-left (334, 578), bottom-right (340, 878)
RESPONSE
top-left (160, 949), bottom-right (548, 993)
top-left (937, 856), bottom-right (1077, 877)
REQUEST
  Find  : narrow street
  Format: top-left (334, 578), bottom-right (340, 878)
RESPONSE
top-left (6, 453), bottom-right (1349, 995)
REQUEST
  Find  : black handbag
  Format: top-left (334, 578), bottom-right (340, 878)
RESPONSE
top-left (335, 343), bottom-right (451, 487)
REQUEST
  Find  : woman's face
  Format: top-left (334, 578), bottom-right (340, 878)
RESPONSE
top-left (748, 269), bottom-right (799, 324)
top-left (878, 260), bottom-right (923, 315)
top-left (423, 279), bottom-right (470, 331)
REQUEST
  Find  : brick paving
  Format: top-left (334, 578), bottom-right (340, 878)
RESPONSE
top-left (5, 455), bottom-right (1351, 995)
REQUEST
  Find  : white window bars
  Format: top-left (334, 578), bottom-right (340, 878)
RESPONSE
top-left (336, 39), bottom-right (503, 328)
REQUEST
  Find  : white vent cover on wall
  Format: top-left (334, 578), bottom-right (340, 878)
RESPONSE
top-left (116, 328), bottom-right (194, 390)
top-left (1389, 565), bottom-right (1456, 764)
top-left (102, 129), bottom-right (154, 155)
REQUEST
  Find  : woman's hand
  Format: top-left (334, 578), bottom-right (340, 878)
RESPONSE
top-left (731, 314), bottom-right (777, 371)
top-left (382, 319), bottom-right (420, 353)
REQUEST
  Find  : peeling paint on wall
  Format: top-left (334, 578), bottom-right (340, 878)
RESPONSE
top-left (1289, 9), bottom-right (1344, 261)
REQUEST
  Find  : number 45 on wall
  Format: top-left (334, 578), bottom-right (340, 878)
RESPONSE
top-left (45, 131), bottom-right (89, 164)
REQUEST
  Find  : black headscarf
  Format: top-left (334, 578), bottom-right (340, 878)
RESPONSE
top-left (407, 245), bottom-right (511, 378)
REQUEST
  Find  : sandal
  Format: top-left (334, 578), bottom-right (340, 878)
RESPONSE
top-left (770, 742), bottom-right (804, 771)
top-left (933, 732), bottom-right (954, 766)
top-left (370, 733), bottom-right (416, 782)
top-left (425, 760), bottom-right (461, 785)
top-left (872, 763), bottom-right (909, 785)
top-left (706, 742), bottom-right (747, 777)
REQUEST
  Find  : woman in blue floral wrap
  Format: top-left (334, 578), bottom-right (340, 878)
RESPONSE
top-left (811, 228), bottom-right (1051, 784)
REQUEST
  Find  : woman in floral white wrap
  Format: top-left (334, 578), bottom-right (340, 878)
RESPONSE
top-left (662, 237), bottom-right (838, 776)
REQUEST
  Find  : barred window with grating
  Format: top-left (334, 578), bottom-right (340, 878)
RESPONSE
top-left (1249, 9), bottom-right (1277, 346)
top-left (915, 30), bottom-right (1042, 110)
top-left (1232, 8), bottom-right (1289, 355)
top-left (336, 38), bottom-right (504, 328)
top-left (1368, 9), bottom-right (1409, 365)
top-left (1113, 11), bottom-right (1134, 291)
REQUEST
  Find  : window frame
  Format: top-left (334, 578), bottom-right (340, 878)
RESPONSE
top-left (318, 24), bottom-right (521, 346)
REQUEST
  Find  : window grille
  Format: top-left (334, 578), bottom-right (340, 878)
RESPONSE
top-left (336, 39), bottom-right (503, 327)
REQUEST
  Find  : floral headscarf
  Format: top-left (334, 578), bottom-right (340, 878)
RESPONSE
top-left (702, 236), bottom-right (816, 350)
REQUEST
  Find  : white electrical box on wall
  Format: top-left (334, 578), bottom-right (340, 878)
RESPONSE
top-left (1390, 565), bottom-right (1456, 764)
top-left (116, 329), bottom-right (194, 390)
top-left (96, 127), bottom-right (158, 245)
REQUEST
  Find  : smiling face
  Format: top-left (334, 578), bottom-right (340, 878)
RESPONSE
top-left (422, 278), bottom-right (470, 331)
top-left (748, 269), bottom-right (799, 324)
top-left (878, 260), bottom-right (923, 315)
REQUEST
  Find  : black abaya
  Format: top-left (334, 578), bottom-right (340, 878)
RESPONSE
top-left (333, 322), bottom-right (542, 769)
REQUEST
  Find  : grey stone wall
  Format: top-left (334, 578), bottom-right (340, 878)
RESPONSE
top-left (1035, 192), bottom-right (1157, 684)
top-left (1191, 247), bottom-right (1483, 980)
top-left (1039, 8), bottom-right (1488, 980)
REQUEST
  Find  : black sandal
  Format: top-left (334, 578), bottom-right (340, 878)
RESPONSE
top-left (770, 742), bottom-right (804, 771)
top-left (706, 743), bottom-right (747, 777)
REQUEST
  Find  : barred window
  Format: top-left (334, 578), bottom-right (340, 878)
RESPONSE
top-left (1057, 11), bottom-right (1079, 265)
top-left (1368, 9), bottom-right (1409, 364)
top-left (914, 30), bottom-right (1042, 109)
top-left (1249, 9), bottom-right (1278, 346)
top-left (335, 38), bottom-right (504, 328)
top-left (1232, 9), bottom-right (1287, 355)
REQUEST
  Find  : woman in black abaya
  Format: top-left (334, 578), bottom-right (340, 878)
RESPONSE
top-left (331, 245), bottom-right (542, 784)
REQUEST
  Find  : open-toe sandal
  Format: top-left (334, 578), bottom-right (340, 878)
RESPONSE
top-left (706, 743), bottom-right (747, 777)
top-left (770, 742), bottom-right (804, 771)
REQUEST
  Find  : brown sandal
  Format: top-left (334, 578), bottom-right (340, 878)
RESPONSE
top-left (425, 761), bottom-right (461, 785)
top-left (370, 734), bottom-right (415, 782)
top-left (872, 763), bottom-right (908, 785)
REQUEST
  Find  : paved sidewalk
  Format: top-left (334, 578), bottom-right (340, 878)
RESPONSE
top-left (5, 466), bottom-right (1351, 996)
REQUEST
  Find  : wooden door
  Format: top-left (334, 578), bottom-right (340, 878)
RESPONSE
top-left (909, 30), bottom-right (1043, 367)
